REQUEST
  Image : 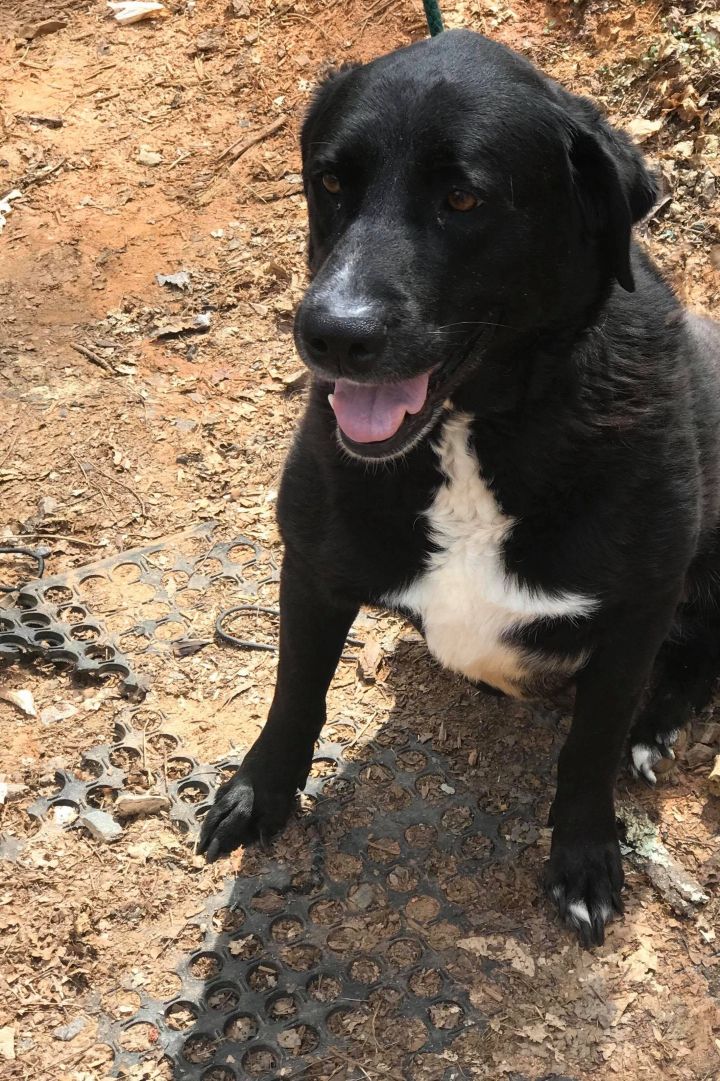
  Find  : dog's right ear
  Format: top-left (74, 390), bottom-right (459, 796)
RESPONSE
top-left (558, 95), bottom-right (659, 293)
top-left (300, 63), bottom-right (361, 173)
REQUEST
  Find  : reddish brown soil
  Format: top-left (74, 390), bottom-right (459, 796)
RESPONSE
top-left (0, 2), bottom-right (718, 1080)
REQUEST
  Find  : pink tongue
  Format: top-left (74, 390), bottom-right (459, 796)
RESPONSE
top-left (330, 372), bottom-right (431, 443)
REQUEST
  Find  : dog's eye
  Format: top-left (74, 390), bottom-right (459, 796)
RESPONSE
top-left (322, 173), bottom-right (341, 194)
top-left (447, 189), bottom-right (478, 212)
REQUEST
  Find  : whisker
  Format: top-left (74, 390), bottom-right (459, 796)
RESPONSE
top-left (435, 319), bottom-right (516, 331)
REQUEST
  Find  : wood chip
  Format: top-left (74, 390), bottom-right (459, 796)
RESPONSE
top-left (107, 2), bottom-right (166, 25)
top-left (0, 1027), bottom-right (15, 1060)
top-left (17, 18), bottom-right (67, 42)
top-left (115, 792), bottom-right (171, 818)
top-left (0, 689), bottom-right (37, 717)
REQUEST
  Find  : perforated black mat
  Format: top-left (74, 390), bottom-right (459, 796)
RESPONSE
top-left (0, 524), bottom-right (279, 699)
top-left (76, 718), bottom-right (518, 1080)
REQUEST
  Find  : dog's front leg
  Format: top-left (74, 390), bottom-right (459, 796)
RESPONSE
top-left (544, 597), bottom-right (679, 947)
top-left (198, 550), bottom-right (359, 862)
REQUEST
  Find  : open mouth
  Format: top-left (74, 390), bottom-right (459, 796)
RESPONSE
top-left (326, 327), bottom-right (494, 459)
top-left (328, 368), bottom-right (444, 459)
top-left (317, 320), bottom-right (497, 460)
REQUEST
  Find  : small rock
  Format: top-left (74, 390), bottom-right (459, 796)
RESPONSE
top-left (78, 809), bottom-right (123, 843)
top-left (40, 702), bottom-right (79, 725)
top-left (0, 1026), bottom-right (15, 1061)
top-left (156, 270), bottom-right (191, 290)
top-left (115, 792), bottom-right (171, 819)
top-left (696, 170), bottom-right (717, 208)
top-left (53, 1017), bottom-right (86, 1042)
top-left (21, 114), bottom-right (63, 129)
top-left (54, 805), bottom-right (78, 826)
top-left (672, 140), bottom-right (695, 160)
top-left (191, 28), bottom-right (224, 55)
top-left (0, 837), bottom-right (25, 863)
top-left (692, 721), bottom-right (720, 746)
top-left (137, 145), bottom-right (163, 166)
top-left (685, 743), bottom-right (716, 770)
top-left (17, 17), bottom-right (67, 42)
top-left (349, 883), bottom-right (374, 910)
top-left (0, 781), bottom-right (28, 804)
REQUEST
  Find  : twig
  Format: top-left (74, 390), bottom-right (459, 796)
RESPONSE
top-left (345, 712), bottom-right (378, 751)
top-left (71, 452), bottom-right (111, 512)
top-left (20, 157), bottom-right (67, 191)
top-left (90, 466), bottom-right (147, 520)
top-left (216, 116), bottom-right (286, 165)
top-left (4, 532), bottom-right (107, 549)
top-left (0, 429), bottom-right (19, 471)
top-left (70, 341), bottom-right (115, 375)
top-left (85, 63), bottom-right (118, 82)
top-left (280, 12), bottom-right (335, 43)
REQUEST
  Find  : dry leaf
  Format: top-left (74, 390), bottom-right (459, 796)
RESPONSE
top-left (358, 636), bottom-right (382, 682)
top-left (610, 992), bottom-right (638, 1026)
top-left (624, 941), bottom-right (658, 982)
top-left (458, 934), bottom-right (536, 977)
top-left (115, 792), bottom-right (171, 818)
top-left (518, 1021), bottom-right (547, 1043)
top-left (625, 117), bottom-right (663, 143)
top-left (0, 689), bottom-right (37, 717)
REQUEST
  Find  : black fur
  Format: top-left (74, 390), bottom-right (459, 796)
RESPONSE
top-left (199, 30), bottom-right (720, 947)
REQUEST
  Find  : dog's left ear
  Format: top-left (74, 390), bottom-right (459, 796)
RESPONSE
top-left (560, 97), bottom-right (658, 292)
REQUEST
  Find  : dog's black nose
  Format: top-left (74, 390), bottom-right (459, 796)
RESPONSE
top-left (298, 304), bottom-right (387, 373)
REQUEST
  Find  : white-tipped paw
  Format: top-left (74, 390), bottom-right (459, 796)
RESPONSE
top-left (544, 836), bottom-right (624, 948)
top-left (630, 728), bottom-right (679, 785)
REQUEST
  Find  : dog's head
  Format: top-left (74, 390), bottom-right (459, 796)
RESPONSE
top-left (294, 30), bottom-right (658, 460)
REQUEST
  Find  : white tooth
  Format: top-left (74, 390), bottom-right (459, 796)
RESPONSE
top-left (328, 394), bottom-right (335, 407)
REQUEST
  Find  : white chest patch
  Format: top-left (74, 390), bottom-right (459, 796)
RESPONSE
top-left (384, 412), bottom-right (596, 695)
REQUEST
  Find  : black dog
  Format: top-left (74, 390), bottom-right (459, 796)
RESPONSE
top-left (200, 30), bottom-right (720, 946)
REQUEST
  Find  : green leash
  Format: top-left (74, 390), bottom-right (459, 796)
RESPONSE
top-left (423, 0), bottom-right (444, 35)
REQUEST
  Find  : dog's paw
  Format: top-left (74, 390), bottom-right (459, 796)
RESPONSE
top-left (630, 728), bottom-right (680, 785)
top-left (197, 768), bottom-right (296, 863)
top-left (544, 835), bottom-right (624, 948)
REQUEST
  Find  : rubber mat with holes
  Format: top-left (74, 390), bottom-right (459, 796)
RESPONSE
top-left (96, 719), bottom-right (525, 1080)
top-left (25, 706), bottom-right (244, 834)
top-left (0, 523), bottom-right (279, 698)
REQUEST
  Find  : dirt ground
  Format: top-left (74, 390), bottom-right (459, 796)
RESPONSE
top-left (1, 1), bottom-right (719, 1079)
